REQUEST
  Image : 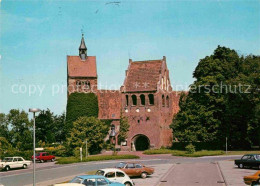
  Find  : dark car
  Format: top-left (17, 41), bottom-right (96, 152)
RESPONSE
top-left (235, 154), bottom-right (260, 169)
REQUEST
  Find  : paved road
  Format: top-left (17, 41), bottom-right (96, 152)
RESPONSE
top-left (0, 155), bottom-right (240, 186)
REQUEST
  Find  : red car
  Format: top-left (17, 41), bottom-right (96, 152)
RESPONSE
top-left (31, 152), bottom-right (55, 163)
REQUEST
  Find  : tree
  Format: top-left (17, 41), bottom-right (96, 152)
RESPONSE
top-left (67, 116), bottom-right (109, 154)
top-left (118, 112), bottom-right (130, 144)
top-left (0, 113), bottom-right (9, 141)
top-left (171, 46), bottom-right (260, 149)
top-left (35, 109), bottom-right (56, 144)
top-left (7, 109), bottom-right (32, 150)
top-left (66, 93), bottom-right (99, 134)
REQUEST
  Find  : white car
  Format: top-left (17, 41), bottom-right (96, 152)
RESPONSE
top-left (0, 157), bottom-right (31, 171)
top-left (95, 168), bottom-right (134, 186)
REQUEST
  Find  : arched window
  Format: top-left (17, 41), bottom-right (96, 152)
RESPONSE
top-left (148, 94), bottom-right (154, 105)
top-left (83, 81), bottom-right (90, 90)
top-left (126, 95), bottom-right (129, 106)
top-left (140, 94), bottom-right (145, 106)
top-left (166, 95), bottom-right (169, 107)
top-left (76, 81), bottom-right (81, 89)
top-left (162, 95), bottom-right (165, 107)
top-left (131, 95), bottom-right (137, 106)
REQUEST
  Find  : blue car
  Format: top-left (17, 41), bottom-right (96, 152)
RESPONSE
top-left (55, 175), bottom-right (125, 186)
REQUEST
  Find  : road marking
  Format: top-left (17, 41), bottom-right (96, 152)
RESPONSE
top-left (0, 159), bottom-right (164, 178)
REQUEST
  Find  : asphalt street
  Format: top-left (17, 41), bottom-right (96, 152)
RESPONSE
top-left (0, 155), bottom-right (240, 186)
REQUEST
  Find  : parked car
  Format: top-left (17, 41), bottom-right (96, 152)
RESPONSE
top-left (31, 152), bottom-right (55, 163)
top-left (115, 162), bottom-right (154, 178)
top-left (54, 175), bottom-right (124, 186)
top-left (0, 157), bottom-right (31, 171)
top-left (244, 171), bottom-right (260, 185)
top-left (95, 168), bottom-right (134, 186)
top-left (235, 154), bottom-right (260, 169)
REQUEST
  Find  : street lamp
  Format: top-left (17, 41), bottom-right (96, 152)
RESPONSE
top-left (29, 108), bottom-right (41, 186)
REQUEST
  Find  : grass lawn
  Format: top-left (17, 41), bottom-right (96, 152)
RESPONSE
top-left (226, 151), bottom-right (260, 155)
top-left (143, 149), bottom-right (224, 157)
top-left (143, 149), bottom-right (260, 157)
top-left (56, 154), bottom-right (140, 164)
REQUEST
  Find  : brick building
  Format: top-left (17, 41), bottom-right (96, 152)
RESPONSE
top-left (67, 35), bottom-right (180, 151)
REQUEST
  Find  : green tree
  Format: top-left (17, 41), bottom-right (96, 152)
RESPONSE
top-left (7, 109), bottom-right (32, 150)
top-left (66, 93), bottom-right (99, 134)
top-left (0, 113), bottom-right (9, 141)
top-left (67, 116), bottom-right (109, 154)
top-left (118, 112), bottom-right (130, 144)
top-left (35, 109), bottom-right (56, 144)
top-left (171, 46), bottom-right (260, 149)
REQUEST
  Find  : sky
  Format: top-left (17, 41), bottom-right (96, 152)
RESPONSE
top-left (0, 0), bottom-right (259, 115)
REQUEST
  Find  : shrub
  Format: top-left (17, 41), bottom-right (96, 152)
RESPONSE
top-left (185, 144), bottom-right (196, 154)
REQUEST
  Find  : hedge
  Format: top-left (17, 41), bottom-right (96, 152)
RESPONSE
top-left (171, 142), bottom-right (224, 151)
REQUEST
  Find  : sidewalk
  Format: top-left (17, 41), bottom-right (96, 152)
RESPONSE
top-left (218, 160), bottom-right (257, 186)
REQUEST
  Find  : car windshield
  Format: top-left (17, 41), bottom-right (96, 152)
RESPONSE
top-left (96, 170), bottom-right (105, 176)
top-left (70, 177), bottom-right (83, 183)
top-left (255, 155), bottom-right (260, 160)
top-left (35, 153), bottom-right (40, 156)
top-left (116, 162), bottom-right (126, 168)
top-left (3, 158), bottom-right (13, 162)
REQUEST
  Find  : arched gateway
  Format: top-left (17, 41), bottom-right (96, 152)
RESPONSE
top-left (132, 134), bottom-right (150, 151)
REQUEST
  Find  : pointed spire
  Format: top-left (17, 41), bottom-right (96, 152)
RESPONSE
top-left (79, 34), bottom-right (87, 50)
top-left (79, 34), bottom-right (87, 60)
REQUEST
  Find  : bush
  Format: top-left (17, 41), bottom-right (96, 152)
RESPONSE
top-left (172, 150), bottom-right (224, 157)
top-left (143, 149), bottom-right (174, 155)
top-left (171, 142), bottom-right (223, 151)
top-left (45, 145), bottom-right (67, 157)
top-left (185, 144), bottom-right (196, 154)
top-left (56, 154), bottom-right (140, 164)
top-left (1, 150), bottom-right (33, 160)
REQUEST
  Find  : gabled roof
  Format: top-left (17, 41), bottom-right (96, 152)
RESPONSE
top-left (123, 59), bottom-right (163, 92)
top-left (67, 56), bottom-right (97, 77)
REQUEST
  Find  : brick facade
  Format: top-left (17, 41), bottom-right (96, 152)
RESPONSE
top-left (67, 36), bottom-right (180, 151)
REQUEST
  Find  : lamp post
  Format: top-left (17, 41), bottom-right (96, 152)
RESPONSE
top-left (29, 108), bottom-right (41, 186)
top-left (109, 125), bottom-right (116, 153)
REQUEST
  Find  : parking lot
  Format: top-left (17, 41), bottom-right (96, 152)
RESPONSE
top-left (218, 160), bottom-right (258, 186)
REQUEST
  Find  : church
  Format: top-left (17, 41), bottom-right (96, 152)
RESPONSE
top-left (67, 35), bottom-right (180, 151)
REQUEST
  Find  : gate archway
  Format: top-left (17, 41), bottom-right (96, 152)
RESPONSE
top-left (132, 134), bottom-right (150, 151)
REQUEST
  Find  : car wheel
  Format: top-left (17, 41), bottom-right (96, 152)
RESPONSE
top-left (23, 164), bottom-right (27, 169)
top-left (5, 166), bottom-right (10, 171)
top-left (141, 172), bottom-right (148, 179)
top-left (239, 164), bottom-right (244, 169)
top-left (124, 182), bottom-right (132, 186)
top-left (51, 158), bottom-right (55, 162)
top-left (40, 160), bottom-right (44, 163)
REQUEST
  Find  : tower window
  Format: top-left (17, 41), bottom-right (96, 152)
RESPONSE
top-left (140, 94), bottom-right (145, 106)
top-left (126, 95), bottom-right (129, 106)
top-left (76, 81), bottom-right (81, 89)
top-left (166, 95), bottom-right (169, 107)
top-left (148, 94), bottom-right (154, 105)
top-left (162, 95), bottom-right (165, 107)
top-left (83, 81), bottom-right (90, 90)
top-left (131, 95), bottom-right (137, 106)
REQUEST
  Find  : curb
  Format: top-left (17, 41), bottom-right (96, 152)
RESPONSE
top-left (217, 161), bottom-right (228, 186)
top-left (154, 164), bottom-right (175, 186)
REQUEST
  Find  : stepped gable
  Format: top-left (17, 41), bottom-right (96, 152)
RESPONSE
top-left (124, 60), bottom-right (163, 92)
